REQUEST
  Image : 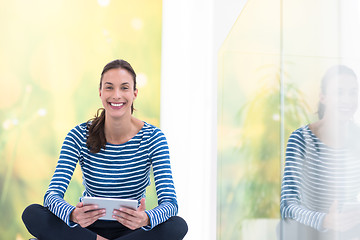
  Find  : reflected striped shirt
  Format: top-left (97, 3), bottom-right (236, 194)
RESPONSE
top-left (280, 125), bottom-right (360, 231)
top-left (44, 122), bottom-right (178, 230)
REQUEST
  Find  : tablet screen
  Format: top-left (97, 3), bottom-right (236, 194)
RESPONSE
top-left (82, 196), bottom-right (138, 221)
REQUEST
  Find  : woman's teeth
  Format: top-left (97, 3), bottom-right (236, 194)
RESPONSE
top-left (110, 103), bottom-right (124, 107)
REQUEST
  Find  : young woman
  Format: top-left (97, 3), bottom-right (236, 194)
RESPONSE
top-left (280, 65), bottom-right (360, 240)
top-left (22, 59), bottom-right (188, 240)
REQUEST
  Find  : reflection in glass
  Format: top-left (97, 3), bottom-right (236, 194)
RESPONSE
top-left (281, 65), bottom-right (360, 240)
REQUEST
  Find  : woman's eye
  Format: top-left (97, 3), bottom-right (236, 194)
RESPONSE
top-left (106, 86), bottom-right (113, 89)
top-left (122, 87), bottom-right (129, 90)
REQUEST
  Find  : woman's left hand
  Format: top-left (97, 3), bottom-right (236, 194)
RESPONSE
top-left (112, 198), bottom-right (150, 230)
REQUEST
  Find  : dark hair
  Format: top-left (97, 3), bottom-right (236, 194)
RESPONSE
top-left (86, 59), bottom-right (137, 153)
top-left (317, 65), bottom-right (357, 119)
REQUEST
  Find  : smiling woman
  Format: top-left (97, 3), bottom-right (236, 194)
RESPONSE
top-left (0, 1), bottom-right (163, 239)
top-left (281, 65), bottom-right (360, 239)
top-left (21, 59), bottom-right (188, 240)
top-left (87, 60), bottom-right (140, 153)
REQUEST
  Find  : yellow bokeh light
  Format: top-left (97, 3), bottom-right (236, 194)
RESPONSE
top-left (131, 18), bottom-right (144, 30)
top-left (98, 0), bottom-right (110, 7)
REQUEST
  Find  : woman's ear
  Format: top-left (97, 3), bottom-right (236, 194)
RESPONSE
top-left (99, 88), bottom-right (102, 97)
top-left (133, 88), bottom-right (138, 99)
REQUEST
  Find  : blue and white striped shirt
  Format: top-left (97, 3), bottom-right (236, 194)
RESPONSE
top-left (44, 122), bottom-right (178, 230)
top-left (280, 125), bottom-right (360, 231)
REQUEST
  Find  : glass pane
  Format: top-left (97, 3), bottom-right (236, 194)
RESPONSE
top-left (218, 0), bottom-right (360, 239)
top-left (280, 1), bottom-right (360, 239)
top-left (217, 0), bottom-right (281, 239)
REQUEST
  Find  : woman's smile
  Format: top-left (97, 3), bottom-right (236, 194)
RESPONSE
top-left (99, 68), bottom-right (138, 118)
top-left (109, 102), bottom-right (125, 109)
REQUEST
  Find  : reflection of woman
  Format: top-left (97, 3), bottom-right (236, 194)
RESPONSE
top-left (281, 65), bottom-right (360, 239)
top-left (21, 59), bottom-right (188, 240)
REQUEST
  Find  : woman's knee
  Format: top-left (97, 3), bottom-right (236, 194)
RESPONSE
top-left (22, 204), bottom-right (49, 237)
top-left (172, 216), bottom-right (188, 235)
top-left (162, 216), bottom-right (188, 239)
top-left (22, 204), bottom-right (43, 226)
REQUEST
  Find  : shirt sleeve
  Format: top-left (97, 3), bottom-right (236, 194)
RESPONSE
top-left (280, 130), bottom-right (327, 231)
top-left (143, 128), bottom-right (178, 230)
top-left (43, 125), bottom-right (84, 227)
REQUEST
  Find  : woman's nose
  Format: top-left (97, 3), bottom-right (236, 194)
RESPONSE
top-left (113, 89), bottom-right (121, 99)
top-left (338, 93), bottom-right (357, 108)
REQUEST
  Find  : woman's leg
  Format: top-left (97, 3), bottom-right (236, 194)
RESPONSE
top-left (22, 204), bottom-right (98, 240)
top-left (86, 220), bottom-right (134, 239)
top-left (115, 216), bottom-right (188, 240)
top-left (22, 205), bottom-right (187, 240)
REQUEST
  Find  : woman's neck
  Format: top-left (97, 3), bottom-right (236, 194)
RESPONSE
top-left (309, 118), bottom-right (351, 148)
top-left (104, 115), bottom-right (142, 145)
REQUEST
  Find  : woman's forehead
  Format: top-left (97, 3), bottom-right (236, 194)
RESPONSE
top-left (102, 68), bottom-right (134, 83)
top-left (326, 74), bottom-right (358, 89)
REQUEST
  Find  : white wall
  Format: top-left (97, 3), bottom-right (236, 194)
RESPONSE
top-left (160, 1), bottom-right (246, 239)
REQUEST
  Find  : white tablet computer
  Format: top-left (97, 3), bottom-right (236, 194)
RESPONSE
top-left (82, 196), bottom-right (138, 221)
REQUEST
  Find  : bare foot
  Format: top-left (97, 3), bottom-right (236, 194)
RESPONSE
top-left (97, 235), bottom-right (108, 240)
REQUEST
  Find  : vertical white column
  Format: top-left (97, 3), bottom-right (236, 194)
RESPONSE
top-left (160, 1), bottom-right (216, 239)
top-left (161, 1), bottom-right (246, 239)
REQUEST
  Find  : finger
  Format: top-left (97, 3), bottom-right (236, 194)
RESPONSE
top-left (113, 209), bottom-right (137, 222)
top-left (76, 202), bottom-right (84, 208)
top-left (82, 204), bottom-right (101, 213)
top-left (79, 209), bottom-right (106, 227)
top-left (138, 198), bottom-right (146, 212)
top-left (79, 217), bottom-right (99, 228)
top-left (112, 215), bottom-right (136, 230)
top-left (115, 208), bottom-right (137, 218)
top-left (79, 218), bottom-right (94, 228)
top-left (114, 207), bottom-right (145, 223)
top-left (85, 208), bottom-right (106, 219)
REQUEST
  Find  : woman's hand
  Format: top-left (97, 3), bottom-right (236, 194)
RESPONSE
top-left (70, 202), bottom-right (106, 228)
top-left (112, 198), bottom-right (150, 230)
top-left (323, 200), bottom-right (360, 232)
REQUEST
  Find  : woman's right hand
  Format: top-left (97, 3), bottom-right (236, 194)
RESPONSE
top-left (323, 200), bottom-right (360, 232)
top-left (70, 202), bottom-right (106, 228)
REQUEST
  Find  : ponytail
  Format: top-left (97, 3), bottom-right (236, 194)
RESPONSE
top-left (86, 108), bottom-right (106, 153)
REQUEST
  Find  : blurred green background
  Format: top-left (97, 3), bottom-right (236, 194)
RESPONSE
top-left (0, 0), bottom-right (162, 239)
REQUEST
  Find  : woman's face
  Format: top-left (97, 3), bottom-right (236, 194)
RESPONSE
top-left (321, 74), bottom-right (358, 122)
top-left (99, 68), bottom-right (137, 119)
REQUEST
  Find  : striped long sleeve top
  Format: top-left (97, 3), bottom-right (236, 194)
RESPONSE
top-left (280, 125), bottom-right (360, 231)
top-left (44, 122), bottom-right (178, 230)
